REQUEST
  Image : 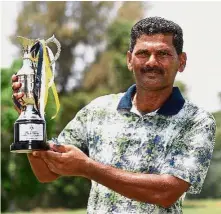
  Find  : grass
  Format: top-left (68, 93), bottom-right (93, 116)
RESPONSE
top-left (4, 199), bottom-right (221, 214)
top-left (183, 199), bottom-right (221, 214)
top-left (4, 209), bottom-right (86, 214)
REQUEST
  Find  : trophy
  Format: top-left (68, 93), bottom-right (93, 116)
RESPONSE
top-left (10, 35), bottom-right (61, 153)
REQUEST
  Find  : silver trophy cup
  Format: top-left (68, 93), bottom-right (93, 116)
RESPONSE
top-left (10, 35), bottom-right (61, 153)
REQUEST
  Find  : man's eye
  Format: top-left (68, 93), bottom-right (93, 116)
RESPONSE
top-left (136, 51), bottom-right (149, 57)
top-left (158, 51), bottom-right (171, 57)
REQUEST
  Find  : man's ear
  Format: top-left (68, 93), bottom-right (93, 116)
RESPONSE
top-left (127, 51), bottom-right (133, 71)
top-left (178, 52), bottom-right (187, 73)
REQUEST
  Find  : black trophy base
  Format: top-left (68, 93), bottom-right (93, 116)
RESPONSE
top-left (10, 141), bottom-right (49, 153)
top-left (11, 116), bottom-right (49, 153)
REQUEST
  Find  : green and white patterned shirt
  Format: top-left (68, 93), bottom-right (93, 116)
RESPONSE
top-left (57, 85), bottom-right (216, 214)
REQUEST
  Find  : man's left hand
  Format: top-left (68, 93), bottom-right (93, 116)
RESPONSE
top-left (32, 144), bottom-right (89, 177)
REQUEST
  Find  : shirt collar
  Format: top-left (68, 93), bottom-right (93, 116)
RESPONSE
top-left (117, 84), bottom-right (185, 116)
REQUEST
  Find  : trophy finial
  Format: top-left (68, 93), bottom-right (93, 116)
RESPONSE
top-left (17, 36), bottom-right (35, 52)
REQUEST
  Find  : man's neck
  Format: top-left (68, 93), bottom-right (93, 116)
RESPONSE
top-left (133, 86), bottom-right (173, 113)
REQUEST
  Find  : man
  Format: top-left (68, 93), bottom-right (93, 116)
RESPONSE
top-left (12, 17), bottom-right (216, 213)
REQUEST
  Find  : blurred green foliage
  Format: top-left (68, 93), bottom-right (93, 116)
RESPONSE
top-left (1, 60), bottom-right (45, 211)
top-left (12, 1), bottom-right (115, 93)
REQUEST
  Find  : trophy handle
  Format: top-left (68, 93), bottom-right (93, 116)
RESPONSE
top-left (45, 35), bottom-right (61, 65)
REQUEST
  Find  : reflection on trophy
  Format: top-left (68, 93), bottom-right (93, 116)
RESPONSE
top-left (10, 35), bottom-right (61, 153)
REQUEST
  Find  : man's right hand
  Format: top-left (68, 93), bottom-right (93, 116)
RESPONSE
top-left (28, 154), bottom-right (59, 183)
top-left (11, 74), bottom-right (24, 113)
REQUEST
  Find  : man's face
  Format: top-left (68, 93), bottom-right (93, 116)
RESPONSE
top-left (127, 34), bottom-right (186, 91)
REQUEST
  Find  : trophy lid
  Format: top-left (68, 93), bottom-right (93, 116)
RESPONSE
top-left (17, 36), bottom-right (36, 52)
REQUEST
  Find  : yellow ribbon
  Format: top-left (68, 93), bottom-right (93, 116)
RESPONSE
top-left (40, 40), bottom-right (60, 119)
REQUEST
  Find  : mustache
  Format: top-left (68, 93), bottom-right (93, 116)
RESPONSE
top-left (140, 66), bottom-right (165, 74)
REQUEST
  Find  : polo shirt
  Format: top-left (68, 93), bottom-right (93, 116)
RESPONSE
top-left (57, 84), bottom-right (216, 214)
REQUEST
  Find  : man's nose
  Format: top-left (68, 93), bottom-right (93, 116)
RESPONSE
top-left (145, 54), bottom-right (158, 67)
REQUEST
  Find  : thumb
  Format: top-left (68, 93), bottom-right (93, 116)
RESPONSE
top-left (50, 143), bottom-right (67, 153)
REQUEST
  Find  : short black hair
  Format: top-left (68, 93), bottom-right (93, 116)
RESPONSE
top-left (130, 16), bottom-right (183, 54)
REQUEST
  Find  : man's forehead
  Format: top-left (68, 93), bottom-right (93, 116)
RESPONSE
top-left (138, 33), bottom-right (174, 41)
top-left (134, 33), bottom-right (174, 49)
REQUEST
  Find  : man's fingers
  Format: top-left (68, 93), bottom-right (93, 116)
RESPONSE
top-left (12, 74), bottom-right (18, 82)
top-left (50, 144), bottom-right (67, 153)
top-left (27, 153), bottom-right (35, 160)
top-left (43, 158), bottom-right (59, 170)
top-left (47, 162), bottom-right (57, 173)
top-left (33, 151), bottom-right (63, 174)
top-left (11, 75), bottom-right (23, 113)
top-left (12, 82), bottom-right (22, 91)
top-left (33, 150), bottom-right (62, 161)
top-left (13, 92), bottom-right (24, 100)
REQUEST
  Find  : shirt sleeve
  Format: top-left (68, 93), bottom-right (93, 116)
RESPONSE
top-left (160, 113), bottom-right (216, 194)
top-left (56, 106), bottom-right (90, 156)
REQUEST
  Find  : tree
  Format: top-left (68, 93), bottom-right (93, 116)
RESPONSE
top-left (12, 1), bottom-right (115, 93)
top-left (83, 2), bottom-right (145, 94)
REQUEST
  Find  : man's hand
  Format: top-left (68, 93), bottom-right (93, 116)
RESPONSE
top-left (32, 144), bottom-right (89, 177)
top-left (32, 143), bottom-right (190, 207)
top-left (27, 142), bottom-right (61, 183)
top-left (11, 74), bottom-right (24, 113)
